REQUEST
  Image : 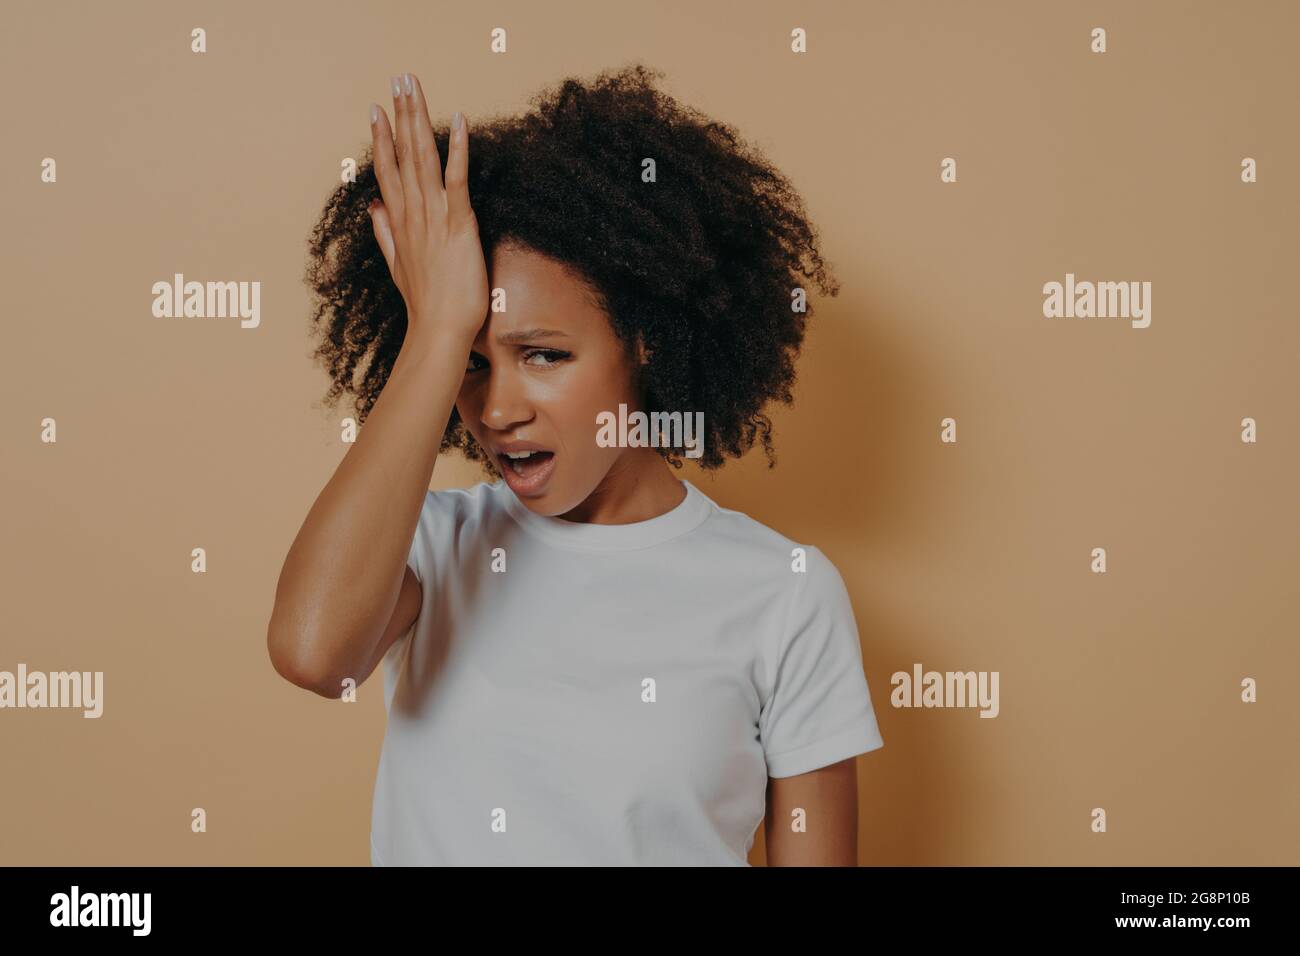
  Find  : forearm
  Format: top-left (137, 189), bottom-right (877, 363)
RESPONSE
top-left (266, 326), bottom-right (472, 687)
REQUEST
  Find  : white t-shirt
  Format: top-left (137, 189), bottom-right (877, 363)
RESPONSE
top-left (369, 477), bottom-right (884, 866)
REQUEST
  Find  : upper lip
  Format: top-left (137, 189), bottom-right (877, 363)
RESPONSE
top-left (493, 440), bottom-right (553, 455)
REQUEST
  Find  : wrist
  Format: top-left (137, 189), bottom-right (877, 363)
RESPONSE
top-left (400, 320), bottom-right (476, 359)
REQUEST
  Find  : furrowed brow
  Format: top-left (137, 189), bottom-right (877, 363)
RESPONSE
top-left (494, 328), bottom-right (570, 346)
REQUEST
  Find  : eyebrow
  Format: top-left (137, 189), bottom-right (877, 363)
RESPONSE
top-left (494, 328), bottom-right (571, 346)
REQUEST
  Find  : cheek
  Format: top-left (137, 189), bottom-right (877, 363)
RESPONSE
top-left (554, 361), bottom-right (635, 435)
top-left (574, 366), bottom-right (644, 463)
top-left (566, 350), bottom-right (638, 407)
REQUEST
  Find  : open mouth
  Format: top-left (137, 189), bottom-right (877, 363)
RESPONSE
top-left (499, 449), bottom-right (554, 477)
top-left (496, 449), bottom-right (557, 494)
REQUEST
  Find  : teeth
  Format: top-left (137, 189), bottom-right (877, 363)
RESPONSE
top-left (505, 451), bottom-right (535, 459)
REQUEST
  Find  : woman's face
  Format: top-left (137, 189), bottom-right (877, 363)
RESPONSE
top-left (456, 243), bottom-right (646, 517)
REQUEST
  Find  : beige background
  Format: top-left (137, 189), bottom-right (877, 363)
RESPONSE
top-left (2, 0), bottom-right (1296, 865)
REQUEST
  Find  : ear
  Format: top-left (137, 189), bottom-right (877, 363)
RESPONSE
top-left (634, 333), bottom-right (653, 366)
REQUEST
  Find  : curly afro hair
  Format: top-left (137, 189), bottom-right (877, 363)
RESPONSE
top-left (305, 62), bottom-right (839, 474)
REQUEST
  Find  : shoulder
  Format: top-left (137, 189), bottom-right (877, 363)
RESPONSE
top-left (687, 486), bottom-right (852, 650)
top-left (417, 479), bottom-right (502, 523)
top-left (408, 480), bottom-right (504, 582)
top-left (690, 484), bottom-right (840, 584)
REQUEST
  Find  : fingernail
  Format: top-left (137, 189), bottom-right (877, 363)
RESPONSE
top-left (453, 110), bottom-right (463, 131)
top-left (404, 73), bottom-right (413, 96)
top-left (370, 103), bottom-right (379, 125)
top-left (390, 76), bottom-right (401, 98)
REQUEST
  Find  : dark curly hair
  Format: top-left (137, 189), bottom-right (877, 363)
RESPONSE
top-left (305, 62), bottom-right (839, 474)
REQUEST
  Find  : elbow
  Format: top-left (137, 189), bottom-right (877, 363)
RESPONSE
top-left (266, 619), bottom-right (344, 699)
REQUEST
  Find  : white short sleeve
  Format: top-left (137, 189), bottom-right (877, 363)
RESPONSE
top-left (406, 490), bottom-right (433, 586)
top-left (759, 546), bottom-right (884, 778)
top-left (381, 491), bottom-right (434, 706)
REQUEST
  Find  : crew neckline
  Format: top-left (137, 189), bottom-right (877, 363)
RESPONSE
top-left (497, 477), bottom-right (714, 552)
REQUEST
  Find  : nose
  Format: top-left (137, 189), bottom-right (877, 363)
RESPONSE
top-left (479, 361), bottom-right (534, 432)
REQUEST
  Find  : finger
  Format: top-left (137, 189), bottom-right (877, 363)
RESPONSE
top-left (370, 101), bottom-right (405, 233)
top-left (368, 200), bottom-right (397, 275)
top-left (392, 73), bottom-right (423, 225)
top-left (409, 75), bottom-right (445, 211)
top-left (443, 110), bottom-right (473, 228)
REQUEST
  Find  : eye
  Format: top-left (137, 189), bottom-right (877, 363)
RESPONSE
top-left (465, 353), bottom-right (486, 373)
top-left (523, 348), bottom-right (570, 367)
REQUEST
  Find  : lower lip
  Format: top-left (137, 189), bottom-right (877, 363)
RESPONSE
top-left (499, 452), bottom-right (557, 496)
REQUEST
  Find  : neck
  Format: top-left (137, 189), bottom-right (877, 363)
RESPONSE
top-left (558, 450), bottom-right (686, 524)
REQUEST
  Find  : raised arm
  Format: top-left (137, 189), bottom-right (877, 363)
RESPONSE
top-left (266, 73), bottom-right (488, 698)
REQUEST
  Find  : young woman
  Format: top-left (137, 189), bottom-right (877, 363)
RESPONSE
top-left (268, 65), bottom-right (885, 866)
